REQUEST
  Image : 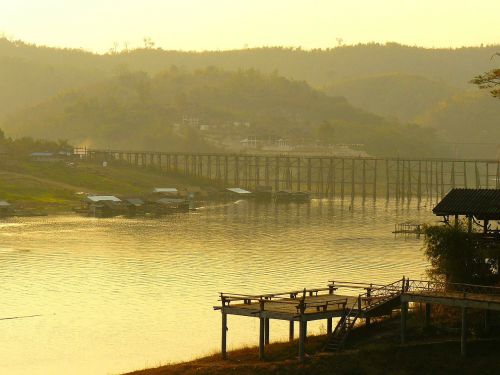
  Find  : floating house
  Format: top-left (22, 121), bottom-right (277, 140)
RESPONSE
top-left (124, 198), bottom-right (146, 215)
top-left (226, 187), bottom-right (252, 196)
top-left (153, 188), bottom-right (179, 197)
top-left (84, 195), bottom-right (123, 217)
top-left (433, 188), bottom-right (500, 235)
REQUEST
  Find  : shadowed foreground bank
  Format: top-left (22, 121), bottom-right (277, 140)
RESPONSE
top-left (124, 317), bottom-right (500, 375)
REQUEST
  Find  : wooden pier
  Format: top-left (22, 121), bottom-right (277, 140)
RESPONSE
top-left (214, 280), bottom-right (404, 361)
top-left (75, 148), bottom-right (500, 201)
top-left (214, 278), bottom-right (500, 361)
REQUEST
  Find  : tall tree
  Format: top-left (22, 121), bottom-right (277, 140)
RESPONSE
top-left (471, 54), bottom-right (500, 98)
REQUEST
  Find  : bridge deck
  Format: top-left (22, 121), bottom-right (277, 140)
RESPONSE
top-left (404, 290), bottom-right (500, 310)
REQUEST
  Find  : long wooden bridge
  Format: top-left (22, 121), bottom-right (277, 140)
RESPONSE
top-left (75, 148), bottom-right (500, 201)
top-left (214, 278), bottom-right (500, 361)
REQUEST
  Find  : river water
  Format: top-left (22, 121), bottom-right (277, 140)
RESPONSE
top-left (0, 198), bottom-right (436, 375)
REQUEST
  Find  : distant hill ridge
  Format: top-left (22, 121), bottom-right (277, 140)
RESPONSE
top-left (1, 38), bottom-right (499, 157)
top-left (1, 37), bottom-right (498, 114)
top-left (0, 67), bottom-right (438, 156)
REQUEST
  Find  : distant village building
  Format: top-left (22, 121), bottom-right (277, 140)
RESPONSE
top-left (240, 138), bottom-right (259, 149)
top-left (30, 151), bottom-right (73, 162)
top-left (261, 138), bottom-right (294, 152)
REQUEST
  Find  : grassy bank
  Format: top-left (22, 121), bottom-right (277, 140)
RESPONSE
top-left (0, 158), bottom-right (216, 212)
top-left (124, 315), bottom-right (500, 375)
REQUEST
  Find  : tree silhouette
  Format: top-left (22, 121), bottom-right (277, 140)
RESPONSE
top-left (471, 54), bottom-right (500, 99)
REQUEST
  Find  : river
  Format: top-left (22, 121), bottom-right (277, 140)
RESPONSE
top-left (0, 198), bottom-right (436, 374)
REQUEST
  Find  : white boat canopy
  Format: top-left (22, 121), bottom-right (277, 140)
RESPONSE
top-left (226, 188), bottom-right (252, 194)
top-left (153, 188), bottom-right (178, 193)
top-left (86, 195), bottom-right (121, 202)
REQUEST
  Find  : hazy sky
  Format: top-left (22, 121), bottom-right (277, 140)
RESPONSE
top-left (1, 0), bottom-right (499, 53)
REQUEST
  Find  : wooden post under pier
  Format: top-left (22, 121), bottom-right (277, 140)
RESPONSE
top-left (259, 316), bottom-right (265, 360)
top-left (264, 318), bottom-right (270, 345)
top-left (221, 312), bottom-right (227, 360)
top-left (299, 318), bottom-right (306, 362)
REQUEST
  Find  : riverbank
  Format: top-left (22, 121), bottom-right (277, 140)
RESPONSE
top-left (0, 159), bottom-right (215, 213)
top-left (124, 315), bottom-right (500, 375)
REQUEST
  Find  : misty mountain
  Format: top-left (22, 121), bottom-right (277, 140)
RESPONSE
top-left (0, 68), bottom-right (438, 156)
top-left (1, 37), bottom-right (498, 157)
top-left (416, 91), bottom-right (500, 158)
top-left (1, 37), bottom-right (498, 113)
top-left (324, 74), bottom-right (458, 123)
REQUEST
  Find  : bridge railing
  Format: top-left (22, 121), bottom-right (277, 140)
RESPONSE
top-left (406, 279), bottom-right (500, 297)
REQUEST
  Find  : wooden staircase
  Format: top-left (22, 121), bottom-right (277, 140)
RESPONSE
top-left (324, 278), bottom-right (407, 352)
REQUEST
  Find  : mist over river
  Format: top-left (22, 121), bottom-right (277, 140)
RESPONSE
top-left (0, 199), bottom-right (436, 375)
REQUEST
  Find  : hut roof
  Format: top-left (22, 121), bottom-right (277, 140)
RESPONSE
top-left (226, 187), bottom-right (252, 194)
top-left (154, 188), bottom-right (178, 193)
top-left (86, 195), bottom-right (121, 203)
top-left (0, 200), bottom-right (11, 207)
top-left (126, 198), bottom-right (144, 206)
top-left (432, 189), bottom-right (500, 220)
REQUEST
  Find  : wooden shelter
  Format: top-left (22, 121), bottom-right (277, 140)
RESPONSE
top-left (124, 198), bottom-right (146, 215)
top-left (84, 195), bottom-right (123, 217)
top-left (433, 189), bottom-right (500, 234)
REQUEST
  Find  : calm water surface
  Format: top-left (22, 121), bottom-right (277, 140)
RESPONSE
top-left (0, 199), bottom-right (436, 375)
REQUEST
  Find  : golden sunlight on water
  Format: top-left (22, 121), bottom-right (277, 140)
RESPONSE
top-left (0, 199), bottom-right (435, 375)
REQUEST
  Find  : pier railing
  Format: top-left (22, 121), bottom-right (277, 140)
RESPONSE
top-left (219, 286), bottom-right (350, 314)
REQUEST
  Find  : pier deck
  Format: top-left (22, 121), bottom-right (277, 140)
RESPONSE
top-left (214, 280), bottom-right (404, 361)
top-left (215, 278), bottom-right (500, 361)
top-left (219, 294), bottom-right (358, 320)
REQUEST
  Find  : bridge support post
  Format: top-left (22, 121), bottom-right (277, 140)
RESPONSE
top-left (461, 307), bottom-right (467, 356)
top-left (400, 301), bottom-right (408, 344)
top-left (259, 316), bottom-right (265, 360)
top-left (327, 317), bottom-right (333, 335)
top-left (299, 319), bottom-right (306, 362)
top-left (264, 318), bottom-right (270, 345)
top-left (221, 312), bottom-right (227, 360)
top-left (289, 320), bottom-right (294, 341)
top-left (425, 303), bottom-right (431, 327)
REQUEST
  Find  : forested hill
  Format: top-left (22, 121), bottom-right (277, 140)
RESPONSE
top-left (0, 68), bottom-right (438, 156)
top-left (1, 37), bottom-right (498, 115)
top-left (1, 38), bottom-right (498, 157)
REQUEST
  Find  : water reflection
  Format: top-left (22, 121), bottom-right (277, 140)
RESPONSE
top-left (0, 198), bottom-right (434, 375)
